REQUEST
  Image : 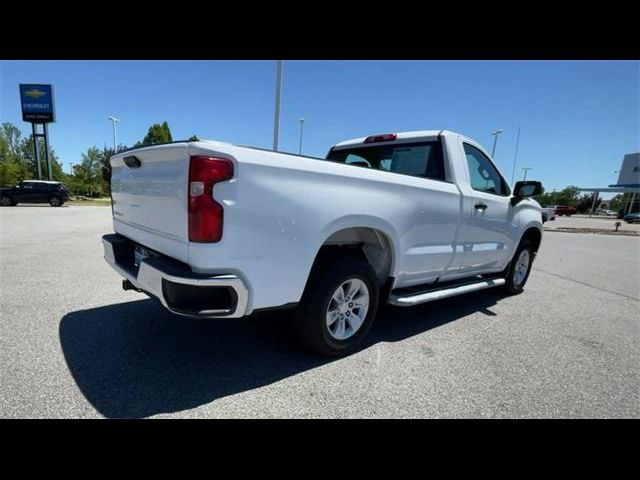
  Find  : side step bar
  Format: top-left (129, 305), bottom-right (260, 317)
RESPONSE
top-left (388, 277), bottom-right (505, 307)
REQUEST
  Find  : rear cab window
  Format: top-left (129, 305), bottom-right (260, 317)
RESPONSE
top-left (326, 140), bottom-right (447, 182)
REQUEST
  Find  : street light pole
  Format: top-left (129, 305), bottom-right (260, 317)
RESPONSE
top-left (298, 118), bottom-right (305, 155)
top-left (522, 167), bottom-right (533, 181)
top-left (510, 126), bottom-right (521, 185)
top-left (107, 116), bottom-right (120, 151)
top-left (491, 128), bottom-right (503, 158)
top-left (273, 60), bottom-right (283, 151)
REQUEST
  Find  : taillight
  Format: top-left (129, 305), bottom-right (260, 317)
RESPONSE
top-left (363, 133), bottom-right (397, 143)
top-left (188, 156), bottom-right (234, 242)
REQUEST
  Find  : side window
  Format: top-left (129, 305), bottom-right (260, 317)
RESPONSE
top-left (34, 183), bottom-right (49, 191)
top-left (21, 182), bottom-right (34, 190)
top-left (463, 143), bottom-right (509, 196)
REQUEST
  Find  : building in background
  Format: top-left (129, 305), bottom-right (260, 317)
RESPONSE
top-left (615, 153), bottom-right (640, 187)
top-left (577, 152), bottom-right (640, 217)
top-left (612, 153), bottom-right (640, 214)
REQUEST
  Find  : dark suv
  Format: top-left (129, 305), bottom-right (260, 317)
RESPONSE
top-left (0, 180), bottom-right (70, 207)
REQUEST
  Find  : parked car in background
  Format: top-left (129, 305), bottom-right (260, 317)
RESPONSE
top-left (618, 206), bottom-right (640, 219)
top-left (623, 212), bottom-right (640, 224)
top-left (552, 205), bottom-right (576, 216)
top-left (541, 207), bottom-right (556, 222)
top-left (0, 180), bottom-right (69, 207)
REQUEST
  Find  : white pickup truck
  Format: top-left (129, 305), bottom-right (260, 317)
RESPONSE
top-left (541, 207), bottom-right (556, 222)
top-left (103, 130), bottom-right (544, 355)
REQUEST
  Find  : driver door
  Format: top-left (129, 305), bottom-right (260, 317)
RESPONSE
top-left (459, 143), bottom-right (516, 273)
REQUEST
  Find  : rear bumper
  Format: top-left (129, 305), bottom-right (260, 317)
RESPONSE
top-left (102, 234), bottom-right (249, 318)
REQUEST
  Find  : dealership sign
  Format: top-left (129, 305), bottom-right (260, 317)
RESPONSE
top-left (19, 84), bottom-right (55, 123)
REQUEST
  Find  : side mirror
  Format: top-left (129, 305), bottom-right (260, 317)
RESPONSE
top-left (511, 180), bottom-right (543, 206)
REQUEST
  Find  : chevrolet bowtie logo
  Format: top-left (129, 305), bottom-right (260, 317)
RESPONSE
top-left (24, 88), bottom-right (46, 99)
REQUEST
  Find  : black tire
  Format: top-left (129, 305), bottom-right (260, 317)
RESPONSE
top-left (0, 195), bottom-right (14, 207)
top-left (502, 239), bottom-right (535, 295)
top-left (292, 253), bottom-right (379, 356)
top-left (49, 195), bottom-right (62, 207)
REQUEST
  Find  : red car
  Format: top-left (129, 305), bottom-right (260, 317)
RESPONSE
top-left (551, 205), bottom-right (576, 216)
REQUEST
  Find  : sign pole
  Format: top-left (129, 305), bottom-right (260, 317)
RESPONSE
top-left (44, 123), bottom-right (52, 180)
top-left (31, 123), bottom-right (42, 180)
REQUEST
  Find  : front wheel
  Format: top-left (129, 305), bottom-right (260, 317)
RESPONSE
top-left (292, 253), bottom-right (379, 356)
top-left (502, 240), bottom-right (535, 295)
top-left (49, 196), bottom-right (62, 207)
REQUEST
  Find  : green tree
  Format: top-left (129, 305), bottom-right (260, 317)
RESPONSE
top-left (99, 144), bottom-right (127, 189)
top-left (15, 134), bottom-right (64, 181)
top-left (0, 123), bottom-right (64, 184)
top-left (187, 135), bottom-right (199, 141)
top-left (0, 123), bottom-right (27, 185)
top-left (71, 146), bottom-right (108, 197)
top-left (575, 193), bottom-right (602, 214)
top-left (555, 186), bottom-right (580, 206)
top-left (537, 186), bottom-right (580, 207)
top-left (608, 194), bottom-right (625, 211)
top-left (0, 160), bottom-right (27, 186)
top-left (139, 121), bottom-right (173, 147)
top-left (0, 123), bottom-right (22, 160)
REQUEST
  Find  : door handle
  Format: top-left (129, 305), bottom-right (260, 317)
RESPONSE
top-left (474, 203), bottom-right (488, 211)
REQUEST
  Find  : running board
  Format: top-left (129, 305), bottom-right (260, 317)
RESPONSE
top-left (388, 277), bottom-right (505, 307)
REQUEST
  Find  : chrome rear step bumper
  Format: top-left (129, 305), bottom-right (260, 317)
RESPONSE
top-left (388, 277), bottom-right (505, 307)
top-left (102, 234), bottom-right (249, 318)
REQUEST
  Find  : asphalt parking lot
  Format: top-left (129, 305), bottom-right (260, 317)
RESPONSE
top-left (1, 205), bottom-right (638, 418)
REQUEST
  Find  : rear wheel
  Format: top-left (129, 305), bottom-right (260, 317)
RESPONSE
top-left (502, 239), bottom-right (535, 295)
top-left (292, 253), bottom-right (379, 356)
top-left (0, 195), bottom-right (13, 206)
top-left (49, 196), bottom-right (61, 207)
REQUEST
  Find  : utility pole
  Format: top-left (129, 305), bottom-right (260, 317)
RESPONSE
top-left (510, 126), bottom-right (521, 185)
top-left (272, 60), bottom-right (283, 151)
top-left (522, 167), bottom-right (533, 181)
top-left (491, 128), bottom-right (503, 158)
top-left (298, 118), bottom-right (305, 155)
top-left (107, 116), bottom-right (120, 151)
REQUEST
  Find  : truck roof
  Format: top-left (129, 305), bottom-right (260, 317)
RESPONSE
top-left (332, 130), bottom-right (448, 149)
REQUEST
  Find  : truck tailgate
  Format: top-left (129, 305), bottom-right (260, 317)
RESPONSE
top-left (110, 143), bottom-right (189, 262)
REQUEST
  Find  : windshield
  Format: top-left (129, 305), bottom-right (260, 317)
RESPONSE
top-left (326, 141), bottom-right (445, 181)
